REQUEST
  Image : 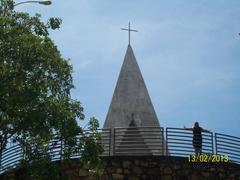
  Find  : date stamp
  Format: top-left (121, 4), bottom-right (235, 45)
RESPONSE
top-left (188, 154), bottom-right (229, 163)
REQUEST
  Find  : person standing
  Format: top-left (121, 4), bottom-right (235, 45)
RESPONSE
top-left (184, 122), bottom-right (210, 155)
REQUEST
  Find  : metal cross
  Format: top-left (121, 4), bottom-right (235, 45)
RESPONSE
top-left (121, 22), bottom-right (138, 45)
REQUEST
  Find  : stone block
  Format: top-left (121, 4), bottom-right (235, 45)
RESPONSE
top-left (163, 167), bottom-right (172, 175)
top-left (123, 161), bottom-right (131, 168)
top-left (113, 161), bottom-right (120, 167)
top-left (78, 169), bottom-right (89, 177)
top-left (112, 173), bottom-right (124, 179)
top-left (201, 172), bottom-right (209, 178)
top-left (128, 177), bottom-right (139, 180)
top-left (219, 173), bottom-right (225, 178)
top-left (116, 168), bottom-right (123, 174)
top-left (140, 161), bottom-right (148, 167)
top-left (133, 167), bottom-right (142, 175)
top-left (124, 169), bottom-right (130, 174)
top-left (162, 175), bottom-right (172, 180)
top-left (191, 173), bottom-right (202, 180)
top-left (134, 160), bottom-right (139, 165)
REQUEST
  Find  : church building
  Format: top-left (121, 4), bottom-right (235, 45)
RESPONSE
top-left (103, 23), bottom-right (164, 156)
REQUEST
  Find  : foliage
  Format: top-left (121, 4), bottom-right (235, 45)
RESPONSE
top-left (0, 0), bottom-right (103, 179)
top-left (80, 118), bottom-right (104, 178)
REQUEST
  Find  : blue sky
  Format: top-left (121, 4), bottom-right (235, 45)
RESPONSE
top-left (16, 0), bottom-right (240, 137)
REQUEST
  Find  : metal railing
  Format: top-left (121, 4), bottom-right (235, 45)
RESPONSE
top-left (166, 128), bottom-right (214, 156)
top-left (1, 127), bottom-right (240, 175)
top-left (215, 133), bottom-right (240, 164)
top-left (0, 129), bottom-right (111, 174)
top-left (113, 127), bottom-right (164, 156)
top-left (0, 143), bottom-right (23, 173)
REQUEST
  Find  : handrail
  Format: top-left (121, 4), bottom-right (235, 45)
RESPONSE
top-left (113, 127), bottom-right (164, 156)
top-left (215, 133), bottom-right (240, 164)
top-left (0, 127), bottom-right (240, 175)
top-left (166, 127), bottom-right (214, 156)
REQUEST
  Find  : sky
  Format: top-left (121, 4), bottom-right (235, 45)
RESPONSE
top-left (16, 0), bottom-right (240, 137)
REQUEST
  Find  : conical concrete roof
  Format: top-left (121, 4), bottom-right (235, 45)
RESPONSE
top-left (104, 45), bottom-right (160, 128)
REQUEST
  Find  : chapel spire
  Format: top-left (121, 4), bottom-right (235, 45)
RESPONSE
top-left (104, 45), bottom-right (160, 128)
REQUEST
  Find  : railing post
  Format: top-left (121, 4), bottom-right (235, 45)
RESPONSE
top-left (22, 139), bottom-right (26, 161)
top-left (165, 128), bottom-right (168, 156)
top-left (161, 127), bottom-right (164, 156)
top-left (211, 132), bottom-right (214, 155)
top-left (0, 151), bottom-right (2, 170)
top-left (109, 128), bottom-right (115, 156)
top-left (108, 129), bottom-right (111, 156)
top-left (215, 133), bottom-right (218, 155)
top-left (60, 135), bottom-right (63, 161)
top-left (112, 128), bottom-right (115, 156)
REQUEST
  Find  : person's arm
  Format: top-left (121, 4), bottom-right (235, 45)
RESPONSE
top-left (184, 126), bottom-right (193, 130)
top-left (202, 128), bottom-right (211, 133)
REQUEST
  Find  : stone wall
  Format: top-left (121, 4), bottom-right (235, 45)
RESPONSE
top-left (1, 156), bottom-right (240, 180)
top-left (77, 156), bottom-right (240, 180)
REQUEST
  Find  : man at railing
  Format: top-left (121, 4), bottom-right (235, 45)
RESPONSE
top-left (184, 122), bottom-right (211, 155)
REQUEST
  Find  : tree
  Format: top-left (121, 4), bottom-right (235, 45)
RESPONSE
top-left (0, 0), bottom-right (103, 179)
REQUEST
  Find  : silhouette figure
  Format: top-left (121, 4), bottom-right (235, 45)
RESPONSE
top-left (184, 122), bottom-right (210, 155)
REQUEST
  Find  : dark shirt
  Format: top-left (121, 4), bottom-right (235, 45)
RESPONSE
top-left (193, 127), bottom-right (203, 148)
top-left (193, 127), bottom-right (202, 136)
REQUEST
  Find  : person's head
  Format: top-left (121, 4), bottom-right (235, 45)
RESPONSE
top-left (194, 122), bottom-right (199, 127)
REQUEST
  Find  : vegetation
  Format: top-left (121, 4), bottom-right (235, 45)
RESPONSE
top-left (0, 0), bottom-right (103, 179)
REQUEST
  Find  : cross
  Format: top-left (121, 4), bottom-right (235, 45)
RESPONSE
top-left (121, 22), bottom-right (138, 45)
